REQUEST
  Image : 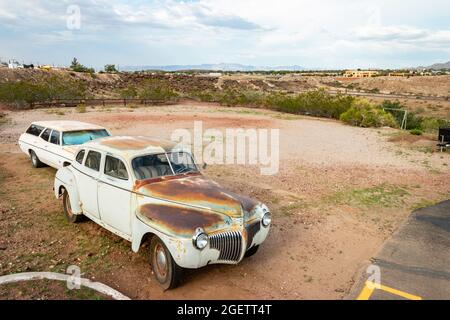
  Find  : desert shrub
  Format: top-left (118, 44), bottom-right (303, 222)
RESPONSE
top-left (194, 90), bottom-right (218, 102)
top-left (104, 64), bottom-right (118, 73)
top-left (265, 92), bottom-right (298, 113)
top-left (0, 76), bottom-right (87, 108)
top-left (340, 99), bottom-right (397, 128)
top-left (421, 117), bottom-right (450, 132)
top-left (119, 86), bottom-right (138, 99)
top-left (409, 129), bottom-right (423, 135)
top-left (381, 100), bottom-right (423, 130)
top-left (265, 89), bottom-right (354, 119)
top-left (70, 58), bottom-right (95, 73)
top-left (218, 89), bottom-right (265, 106)
top-left (76, 104), bottom-right (86, 113)
top-left (138, 79), bottom-right (178, 101)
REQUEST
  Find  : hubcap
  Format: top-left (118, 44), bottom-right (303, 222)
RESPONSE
top-left (154, 244), bottom-right (168, 278)
top-left (32, 154), bottom-right (36, 165)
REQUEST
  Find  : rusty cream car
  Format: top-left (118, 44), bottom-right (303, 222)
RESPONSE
top-left (19, 120), bottom-right (110, 169)
top-left (54, 136), bottom-right (271, 289)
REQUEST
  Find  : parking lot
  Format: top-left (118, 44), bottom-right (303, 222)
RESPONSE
top-left (350, 200), bottom-right (450, 300)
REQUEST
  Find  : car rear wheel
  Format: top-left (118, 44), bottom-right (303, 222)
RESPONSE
top-left (63, 190), bottom-right (83, 223)
top-left (30, 150), bottom-right (44, 168)
top-left (244, 245), bottom-right (259, 258)
top-left (150, 236), bottom-right (183, 290)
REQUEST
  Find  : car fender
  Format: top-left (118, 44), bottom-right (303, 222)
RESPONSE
top-left (54, 166), bottom-right (82, 214)
top-left (131, 215), bottom-right (194, 267)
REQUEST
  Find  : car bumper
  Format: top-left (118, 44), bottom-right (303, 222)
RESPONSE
top-left (166, 221), bottom-right (270, 269)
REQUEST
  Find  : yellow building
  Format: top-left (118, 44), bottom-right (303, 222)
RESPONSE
top-left (343, 70), bottom-right (379, 78)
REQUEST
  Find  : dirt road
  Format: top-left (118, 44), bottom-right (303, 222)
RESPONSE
top-left (0, 102), bottom-right (449, 299)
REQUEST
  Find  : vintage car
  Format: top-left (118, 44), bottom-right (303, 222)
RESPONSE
top-left (54, 136), bottom-right (271, 289)
top-left (19, 120), bottom-right (111, 169)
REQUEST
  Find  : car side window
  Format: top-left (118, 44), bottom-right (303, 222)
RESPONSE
top-left (104, 156), bottom-right (129, 180)
top-left (26, 125), bottom-right (44, 136)
top-left (40, 128), bottom-right (51, 141)
top-left (50, 130), bottom-right (60, 145)
top-left (76, 150), bottom-right (85, 164)
top-left (85, 151), bottom-right (101, 172)
top-left (132, 154), bottom-right (172, 180)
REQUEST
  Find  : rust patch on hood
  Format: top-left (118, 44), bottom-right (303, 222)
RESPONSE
top-left (139, 203), bottom-right (226, 236)
top-left (135, 175), bottom-right (257, 218)
top-left (226, 192), bottom-right (259, 215)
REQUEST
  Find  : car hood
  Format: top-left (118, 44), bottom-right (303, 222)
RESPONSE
top-left (134, 174), bottom-right (260, 219)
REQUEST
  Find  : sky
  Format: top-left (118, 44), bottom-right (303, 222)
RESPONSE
top-left (0, 0), bottom-right (449, 69)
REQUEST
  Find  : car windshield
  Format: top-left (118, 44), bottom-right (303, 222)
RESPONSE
top-left (132, 152), bottom-right (198, 180)
top-left (62, 129), bottom-right (110, 146)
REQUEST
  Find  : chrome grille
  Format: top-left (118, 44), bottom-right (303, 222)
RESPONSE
top-left (209, 231), bottom-right (243, 262)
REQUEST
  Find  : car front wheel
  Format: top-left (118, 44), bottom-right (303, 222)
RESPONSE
top-left (150, 236), bottom-right (183, 290)
top-left (63, 190), bottom-right (83, 223)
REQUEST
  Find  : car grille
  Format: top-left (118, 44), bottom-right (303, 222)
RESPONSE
top-left (209, 231), bottom-right (243, 262)
top-left (245, 221), bottom-right (261, 250)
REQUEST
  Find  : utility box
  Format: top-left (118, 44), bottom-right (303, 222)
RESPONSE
top-left (438, 128), bottom-right (450, 151)
top-left (438, 128), bottom-right (450, 143)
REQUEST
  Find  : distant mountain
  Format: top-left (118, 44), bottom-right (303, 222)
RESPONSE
top-left (121, 63), bottom-right (306, 72)
top-left (426, 61), bottom-right (450, 70)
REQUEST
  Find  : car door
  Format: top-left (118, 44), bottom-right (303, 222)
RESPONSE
top-left (19, 124), bottom-right (44, 154)
top-left (98, 155), bottom-right (132, 236)
top-left (76, 149), bottom-right (102, 219)
top-left (47, 129), bottom-right (66, 168)
top-left (36, 128), bottom-right (52, 166)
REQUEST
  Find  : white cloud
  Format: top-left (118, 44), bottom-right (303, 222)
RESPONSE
top-left (0, 0), bottom-right (449, 68)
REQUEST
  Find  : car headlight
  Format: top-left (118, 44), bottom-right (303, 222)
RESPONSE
top-left (262, 211), bottom-right (271, 227)
top-left (192, 228), bottom-right (209, 250)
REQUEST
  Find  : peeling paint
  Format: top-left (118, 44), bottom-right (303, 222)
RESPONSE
top-left (139, 203), bottom-right (227, 237)
top-left (136, 175), bottom-right (254, 218)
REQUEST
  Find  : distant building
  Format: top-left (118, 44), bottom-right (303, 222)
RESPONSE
top-left (8, 59), bottom-right (22, 69)
top-left (388, 72), bottom-right (410, 77)
top-left (343, 70), bottom-right (379, 78)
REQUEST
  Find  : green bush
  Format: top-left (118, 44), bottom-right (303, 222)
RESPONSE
top-left (381, 100), bottom-right (423, 130)
top-left (0, 76), bottom-right (87, 108)
top-left (119, 86), bottom-right (138, 99)
top-left (265, 89), bottom-right (354, 119)
top-left (340, 99), bottom-right (398, 128)
top-left (218, 89), bottom-right (265, 106)
top-left (70, 58), bottom-right (95, 73)
top-left (194, 90), bottom-right (218, 102)
top-left (104, 64), bottom-right (118, 73)
top-left (138, 79), bottom-right (178, 101)
top-left (421, 117), bottom-right (450, 132)
top-left (409, 129), bottom-right (423, 135)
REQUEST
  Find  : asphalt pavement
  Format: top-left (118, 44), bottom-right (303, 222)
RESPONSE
top-left (348, 200), bottom-right (450, 300)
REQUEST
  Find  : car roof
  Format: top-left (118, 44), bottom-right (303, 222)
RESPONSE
top-left (31, 120), bottom-right (106, 132)
top-left (82, 136), bottom-right (183, 161)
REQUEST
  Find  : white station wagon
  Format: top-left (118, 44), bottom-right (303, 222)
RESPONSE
top-left (54, 136), bottom-right (271, 289)
top-left (18, 121), bottom-right (110, 169)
